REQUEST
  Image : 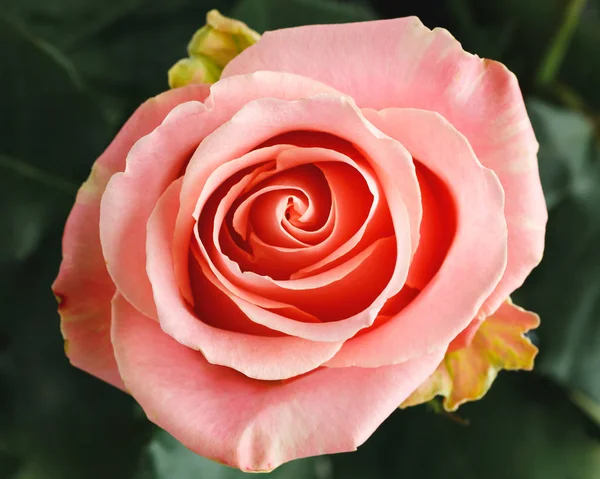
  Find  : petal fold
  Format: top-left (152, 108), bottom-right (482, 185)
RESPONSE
top-left (100, 87), bottom-right (210, 319)
top-left (111, 293), bottom-right (445, 472)
top-left (53, 85), bottom-right (209, 388)
top-left (326, 108), bottom-right (507, 367)
top-left (401, 299), bottom-right (540, 411)
top-left (225, 17), bottom-right (547, 316)
top-left (146, 179), bottom-right (343, 380)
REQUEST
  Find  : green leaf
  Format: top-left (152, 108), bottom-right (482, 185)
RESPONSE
top-left (62, 0), bottom-right (237, 128)
top-left (527, 98), bottom-right (595, 210)
top-left (0, 232), bottom-right (154, 479)
top-left (230, 0), bottom-right (378, 33)
top-left (0, 451), bottom-right (20, 479)
top-left (461, 0), bottom-right (600, 110)
top-left (1, 0), bottom-right (136, 47)
top-left (3, 0), bottom-right (237, 128)
top-left (1, 0), bottom-right (223, 49)
top-left (571, 389), bottom-right (600, 428)
top-left (559, 0), bottom-right (600, 111)
top-left (4, 0), bottom-right (375, 128)
top-left (535, 0), bottom-right (588, 87)
top-left (135, 429), bottom-right (332, 479)
top-left (134, 378), bottom-right (600, 479)
top-left (0, 17), bottom-right (109, 177)
top-left (0, 16), bottom-right (110, 264)
top-left (0, 13), bottom-right (152, 479)
top-left (333, 376), bottom-right (600, 479)
top-left (443, 0), bottom-right (517, 61)
top-left (46, 0), bottom-right (374, 126)
top-left (514, 99), bottom-right (600, 403)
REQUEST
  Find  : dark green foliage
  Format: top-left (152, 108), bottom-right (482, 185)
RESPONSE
top-left (1, 0), bottom-right (598, 477)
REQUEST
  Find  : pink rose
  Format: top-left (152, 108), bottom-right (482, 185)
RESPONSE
top-left (53, 17), bottom-right (546, 471)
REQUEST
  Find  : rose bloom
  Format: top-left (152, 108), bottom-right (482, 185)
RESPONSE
top-left (53, 17), bottom-right (546, 471)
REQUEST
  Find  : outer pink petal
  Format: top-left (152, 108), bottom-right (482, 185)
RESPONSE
top-left (52, 85), bottom-right (209, 388)
top-left (146, 179), bottom-right (343, 380)
top-left (53, 166), bottom-right (120, 388)
top-left (111, 293), bottom-right (445, 472)
top-left (224, 17), bottom-right (547, 315)
top-left (326, 108), bottom-right (507, 368)
top-left (99, 85), bottom-right (210, 319)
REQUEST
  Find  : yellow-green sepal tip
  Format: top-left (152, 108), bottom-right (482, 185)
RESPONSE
top-left (168, 9), bottom-right (260, 88)
top-left (168, 56), bottom-right (222, 89)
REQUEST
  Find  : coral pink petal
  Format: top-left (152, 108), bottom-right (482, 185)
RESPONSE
top-left (237, 186), bottom-right (311, 249)
top-left (145, 179), bottom-right (343, 380)
top-left (190, 248), bottom-right (323, 325)
top-left (213, 146), bottom-right (297, 242)
top-left (293, 157), bottom-right (381, 277)
top-left (212, 146), bottom-right (379, 280)
top-left (111, 293), bottom-right (445, 472)
top-left (177, 94), bottom-right (417, 341)
top-left (164, 71), bottom-right (347, 305)
top-left (237, 164), bottom-right (332, 250)
top-left (197, 180), bottom-right (407, 341)
top-left (187, 253), bottom-right (298, 335)
top-left (189, 145), bottom-right (402, 334)
top-left (99, 86), bottom-right (211, 318)
top-left (404, 160), bottom-right (456, 289)
top-left (225, 18), bottom-right (546, 315)
top-left (326, 108), bottom-right (507, 367)
top-left (53, 178), bottom-right (122, 389)
top-left (173, 75), bottom-right (421, 305)
top-left (52, 85), bottom-right (208, 388)
top-left (61, 310), bottom-right (124, 390)
top-left (196, 235), bottom-right (400, 340)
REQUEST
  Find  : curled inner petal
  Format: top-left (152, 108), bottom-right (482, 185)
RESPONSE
top-left (163, 94), bottom-right (421, 344)
top-left (190, 141), bottom-right (408, 340)
top-left (218, 148), bottom-right (377, 281)
top-left (145, 178), bottom-right (344, 380)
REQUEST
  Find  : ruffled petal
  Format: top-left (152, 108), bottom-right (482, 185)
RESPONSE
top-left (326, 108), bottom-right (507, 367)
top-left (179, 93), bottom-right (418, 341)
top-left (111, 293), bottom-right (445, 471)
top-left (146, 179), bottom-right (343, 380)
top-left (225, 17), bottom-right (546, 316)
top-left (53, 85), bottom-right (209, 388)
top-left (99, 85), bottom-right (210, 319)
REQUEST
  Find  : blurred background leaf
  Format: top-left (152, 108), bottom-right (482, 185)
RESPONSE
top-left (0, 234), bottom-right (153, 479)
top-left (0, 8), bottom-right (152, 479)
top-left (231, 0), bottom-right (377, 33)
top-left (0, 15), bottom-right (109, 265)
top-left (515, 99), bottom-right (600, 404)
top-left (1, 0), bottom-right (599, 477)
top-left (331, 376), bottom-right (600, 479)
top-left (132, 376), bottom-right (600, 478)
top-left (134, 430), bottom-right (333, 479)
